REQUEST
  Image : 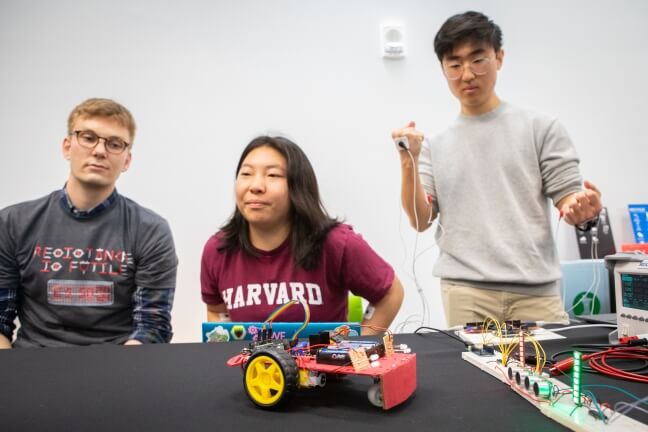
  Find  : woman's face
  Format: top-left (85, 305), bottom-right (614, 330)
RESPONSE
top-left (235, 145), bottom-right (291, 231)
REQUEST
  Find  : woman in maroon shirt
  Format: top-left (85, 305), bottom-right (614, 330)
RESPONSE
top-left (201, 136), bottom-right (403, 335)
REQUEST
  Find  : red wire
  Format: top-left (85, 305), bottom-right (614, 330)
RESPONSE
top-left (586, 347), bottom-right (648, 383)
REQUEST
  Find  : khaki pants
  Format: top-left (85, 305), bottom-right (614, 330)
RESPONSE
top-left (441, 281), bottom-right (569, 328)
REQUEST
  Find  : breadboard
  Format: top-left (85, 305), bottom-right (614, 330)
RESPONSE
top-left (462, 351), bottom-right (647, 431)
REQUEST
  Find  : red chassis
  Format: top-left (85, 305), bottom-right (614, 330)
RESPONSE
top-left (227, 340), bottom-right (416, 410)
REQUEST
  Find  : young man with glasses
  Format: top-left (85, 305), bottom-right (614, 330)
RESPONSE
top-left (0, 98), bottom-right (178, 348)
top-left (392, 11), bottom-right (602, 327)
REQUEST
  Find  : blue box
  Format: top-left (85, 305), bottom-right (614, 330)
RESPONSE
top-left (629, 204), bottom-right (648, 243)
top-left (202, 322), bottom-right (361, 342)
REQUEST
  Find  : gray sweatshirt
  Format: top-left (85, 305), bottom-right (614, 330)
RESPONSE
top-left (419, 102), bottom-right (582, 295)
top-left (0, 191), bottom-right (177, 346)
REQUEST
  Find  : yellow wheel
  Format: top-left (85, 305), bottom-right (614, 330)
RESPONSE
top-left (244, 347), bottom-right (297, 408)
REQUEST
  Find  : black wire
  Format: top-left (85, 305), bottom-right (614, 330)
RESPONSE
top-left (552, 349), bottom-right (597, 373)
top-left (414, 326), bottom-right (471, 346)
top-left (551, 349), bottom-right (586, 362)
top-left (570, 343), bottom-right (617, 349)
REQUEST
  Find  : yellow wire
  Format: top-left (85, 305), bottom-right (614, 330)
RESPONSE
top-left (481, 317), bottom-right (520, 365)
top-left (292, 298), bottom-right (311, 341)
top-left (476, 318), bottom-right (549, 370)
top-left (524, 332), bottom-right (547, 373)
top-left (474, 318), bottom-right (548, 373)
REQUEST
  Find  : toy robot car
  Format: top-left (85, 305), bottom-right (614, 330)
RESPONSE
top-left (226, 328), bottom-right (416, 410)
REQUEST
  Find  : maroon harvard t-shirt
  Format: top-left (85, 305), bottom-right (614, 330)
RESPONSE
top-left (200, 224), bottom-right (394, 322)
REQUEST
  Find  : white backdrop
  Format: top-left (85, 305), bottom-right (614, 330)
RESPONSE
top-left (1, 0), bottom-right (646, 342)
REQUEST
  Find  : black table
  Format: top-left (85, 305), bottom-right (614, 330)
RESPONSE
top-left (1, 327), bottom-right (646, 432)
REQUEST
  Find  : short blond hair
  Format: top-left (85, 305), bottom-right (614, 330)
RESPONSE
top-left (67, 98), bottom-right (136, 143)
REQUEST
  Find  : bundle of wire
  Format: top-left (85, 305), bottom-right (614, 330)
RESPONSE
top-left (552, 345), bottom-right (648, 383)
top-left (263, 299), bottom-right (310, 343)
top-left (586, 347), bottom-right (648, 383)
top-left (394, 147), bottom-right (445, 333)
top-left (479, 317), bottom-right (547, 372)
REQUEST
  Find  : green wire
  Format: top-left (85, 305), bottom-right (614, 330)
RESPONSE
top-left (583, 384), bottom-right (647, 405)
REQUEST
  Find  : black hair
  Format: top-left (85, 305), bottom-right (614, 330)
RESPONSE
top-left (218, 136), bottom-right (339, 270)
top-left (434, 11), bottom-right (503, 61)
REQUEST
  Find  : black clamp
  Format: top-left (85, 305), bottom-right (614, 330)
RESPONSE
top-left (575, 214), bottom-right (600, 232)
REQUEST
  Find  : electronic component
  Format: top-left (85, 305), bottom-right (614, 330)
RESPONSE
top-left (225, 300), bottom-right (417, 410)
top-left (533, 380), bottom-right (552, 399)
top-left (576, 207), bottom-right (616, 259)
top-left (606, 253), bottom-right (648, 337)
top-left (464, 320), bottom-right (531, 333)
top-left (316, 347), bottom-right (352, 365)
top-left (524, 374), bottom-right (542, 391)
top-left (463, 350), bottom-right (644, 430)
top-left (228, 336), bottom-right (415, 410)
top-left (471, 344), bottom-right (495, 356)
top-left (572, 351), bottom-right (583, 406)
top-left (507, 365), bottom-right (523, 381)
top-left (298, 370), bottom-right (326, 388)
top-left (395, 343), bottom-right (412, 354)
top-left (316, 341), bottom-right (385, 365)
top-left (337, 340), bottom-right (382, 351)
top-left (308, 331), bottom-right (332, 354)
top-left (514, 369), bottom-right (530, 386)
top-left (589, 409), bottom-right (608, 421)
top-left (393, 136), bottom-right (409, 151)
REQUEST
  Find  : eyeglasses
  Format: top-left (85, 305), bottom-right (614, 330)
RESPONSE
top-left (72, 130), bottom-right (130, 154)
top-left (442, 56), bottom-right (494, 81)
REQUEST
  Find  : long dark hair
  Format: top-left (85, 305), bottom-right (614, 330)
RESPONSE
top-left (218, 136), bottom-right (339, 270)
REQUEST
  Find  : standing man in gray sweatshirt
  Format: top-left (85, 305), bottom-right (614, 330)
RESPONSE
top-left (392, 11), bottom-right (602, 327)
top-left (0, 98), bottom-right (178, 348)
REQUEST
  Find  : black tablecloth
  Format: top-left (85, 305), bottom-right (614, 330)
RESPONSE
top-left (1, 327), bottom-right (645, 431)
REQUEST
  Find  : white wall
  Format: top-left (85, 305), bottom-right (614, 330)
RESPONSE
top-left (1, 0), bottom-right (646, 342)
